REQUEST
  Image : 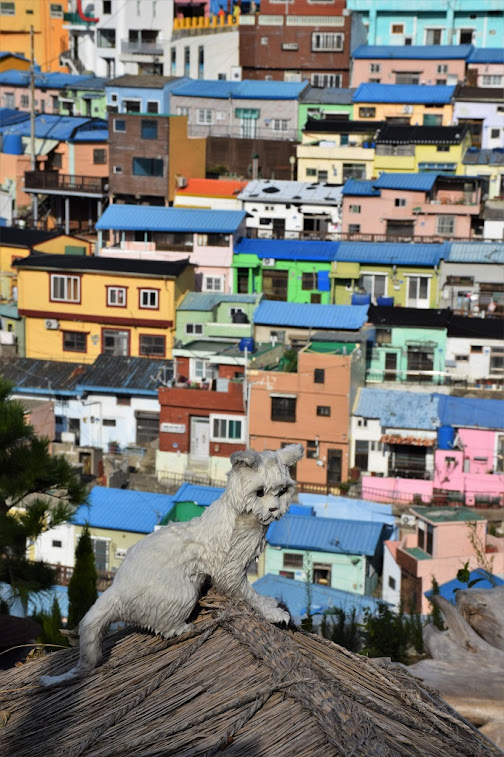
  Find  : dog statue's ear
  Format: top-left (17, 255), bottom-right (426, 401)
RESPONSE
top-left (276, 443), bottom-right (304, 468)
top-left (230, 449), bottom-right (261, 469)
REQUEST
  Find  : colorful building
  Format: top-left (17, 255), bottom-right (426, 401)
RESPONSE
top-left (352, 83), bottom-right (455, 127)
top-left (374, 124), bottom-right (471, 176)
top-left (351, 45), bottom-right (470, 88)
top-left (0, 70), bottom-right (106, 117)
top-left (453, 86), bottom-right (503, 149)
top-left (0, 0), bottom-right (69, 73)
top-left (174, 178), bottom-right (248, 211)
top-left (298, 87), bottom-right (355, 139)
top-left (466, 47), bottom-right (504, 88)
top-left (0, 52), bottom-right (30, 72)
top-left (440, 241), bottom-right (504, 317)
top-left (15, 253), bottom-right (194, 362)
top-left (461, 148), bottom-right (504, 201)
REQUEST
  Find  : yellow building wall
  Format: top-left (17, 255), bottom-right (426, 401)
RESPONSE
top-left (0, 0), bottom-right (68, 72)
top-left (33, 235), bottom-right (92, 255)
top-left (0, 54), bottom-right (30, 71)
top-left (332, 264), bottom-right (440, 307)
top-left (353, 102), bottom-right (453, 127)
top-left (168, 117), bottom-right (206, 203)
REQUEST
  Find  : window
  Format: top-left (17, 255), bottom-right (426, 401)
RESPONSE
top-left (198, 45), bottom-right (204, 79)
top-left (103, 329), bottom-right (129, 356)
top-left (426, 523), bottom-right (434, 555)
top-left (437, 145), bottom-right (450, 152)
top-left (283, 553), bottom-right (303, 569)
top-left (349, 204), bottom-right (361, 213)
top-left (490, 348), bottom-right (504, 375)
top-left (369, 63), bottom-right (381, 73)
top-left (113, 118), bottom-right (125, 132)
top-left (395, 198), bottom-right (406, 207)
top-left (103, 0), bottom-right (111, 12)
top-left (211, 415), bottom-right (245, 442)
top-left (343, 163), bottom-right (366, 180)
top-left (310, 73), bottom-right (342, 88)
top-left (141, 119), bottom-right (158, 139)
top-left (354, 440), bottom-right (369, 471)
top-left (52, 539), bottom-right (63, 548)
top-left (312, 32), bottom-right (344, 51)
top-left (177, 106), bottom-right (190, 120)
top-left (139, 289), bottom-right (159, 309)
top-left (317, 405), bottom-right (331, 417)
top-left (349, 224), bottom-right (361, 234)
top-left (4, 92), bottom-right (14, 108)
top-left (376, 328), bottom-right (392, 345)
top-left (93, 148), bottom-right (106, 164)
top-left (186, 323), bottom-right (203, 335)
top-left (0, 2), bottom-right (15, 14)
top-left (91, 538), bottom-right (109, 571)
top-left (360, 273), bottom-right (386, 300)
top-left (395, 72), bottom-right (420, 85)
top-left (436, 215), bottom-right (455, 235)
top-left (171, 47), bottom-right (176, 76)
top-left (314, 368), bottom-right (325, 384)
top-left (20, 94), bottom-right (29, 108)
top-left (113, 165), bottom-right (123, 174)
top-left (490, 128), bottom-right (500, 139)
top-left (103, 419), bottom-right (116, 427)
top-left (271, 396), bottom-right (296, 422)
top-left (63, 331), bottom-right (86, 352)
top-left (203, 276), bottom-right (223, 292)
top-left (359, 107), bottom-right (376, 118)
top-left (50, 3), bottom-right (63, 17)
top-left (483, 76), bottom-right (502, 87)
top-left (425, 28), bottom-right (442, 45)
top-left (388, 576), bottom-right (396, 590)
top-left (184, 46), bottom-right (190, 76)
top-left (302, 272), bottom-right (317, 290)
top-left (407, 276), bottom-right (429, 306)
top-left (306, 168), bottom-right (317, 177)
top-left (459, 28), bottom-right (474, 44)
top-left (107, 286), bottom-right (126, 307)
top-left (262, 270), bottom-right (288, 301)
top-left (51, 274), bottom-right (80, 303)
top-left (437, 64), bottom-right (448, 74)
top-left (97, 28), bottom-right (116, 48)
top-left (123, 99), bottom-right (140, 113)
top-left (391, 23), bottom-right (404, 34)
top-left (146, 100), bottom-right (159, 114)
top-left (272, 119), bottom-right (289, 132)
top-left (132, 157), bottom-right (163, 177)
top-left (52, 153), bottom-right (62, 168)
top-left (197, 108), bottom-right (213, 125)
top-left (139, 334), bottom-right (165, 356)
top-left (470, 345), bottom-right (483, 353)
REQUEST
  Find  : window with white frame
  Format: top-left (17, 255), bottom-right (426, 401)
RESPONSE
top-left (197, 108), bottom-right (214, 125)
top-left (51, 274), bottom-right (80, 303)
top-left (436, 215), bottom-right (455, 235)
top-left (50, 3), bottom-right (63, 17)
top-left (407, 275), bottom-right (430, 306)
top-left (0, 2), bottom-right (15, 14)
top-left (391, 23), bottom-right (404, 34)
top-left (193, 359), bottom-right (217, 381)
top-left (425, 28), bottom-right (443, 45)
top-left (210, 415), bottom-right (245, 442)
top-left (395, 198), bottom-right (406, 207)
top-left (230, 306), bottom-right (245, 319)
top-left (186, 323), bottom-right (203, 335)
top-left (482, 75), bottom-right (502, 87)
top-left (177, 106), bottom-right (190, 120)
top-left (437, 64), bottom-right (448, 74)
top-left (271, 119), bottom-right (289, 132)
top-left (202, 276), bottom-right (223, 292)
top-left (107, 287), bottom-right (126, 306)
top-left (139, 289), bottom-right (159, 308)
top-left (359, 273), bottom-right (386, 300)
top-left (349, 204), bottom-right (361, 213)
top-left (369, 63), bottom-right (381, 73)
top-left (310, 73), bottom-right (342, 88)
top-left (311, 32), bottom-right (344, 52)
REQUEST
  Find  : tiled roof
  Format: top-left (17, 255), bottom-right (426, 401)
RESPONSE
top-left (75, 355), bottom-right (174, 395)
top-left (434, 394), bottom-right (504, 431)
top-left (238, 179), bottom-right (344, 205)
top-left (176, 178), bottom-right (248, 198)
top-left (96, 204), bottom-right (246, 233)
top-left (171, 79), bottom-right (308, 100)
top-left (447, 242), bottom-right (504, 264)
top-left (172, 482), bottom-right (225, 506)
top-left (342, 179), bottom-right (380, 197)
top-left (0, 357), bottom-right (86, 395)
top-left (337, 242), bottom-right (447, 266)
top-left (352, 44), bottom-right (473, 60)
top-left (73, 486), bottom-right (174, 534)
top-left (253, 301), bottom-right (369, 330)
top-left (468, 48), bottom-right (504, 64)
top-left (303, 118), bottom-right (383, 134)
top-left (234, 238), bottom-right (339, 262)
top-left (372, 173), bottom-right (437, 191)
top-left (0, 226), bottom-right (60, 248)
top-left (354, 388), bottom-right (440, 430)
top-left (300, 87), bottom-right (356, 105)
top-left (376, 124), bottom-right (467, 145)
top-left (178, 292), bottom-right (258, 311)
top-left (15, 253), bottom-right (191, 278)
top-left (267, 513), bottom-right (389, 557)
top-left (353, 83), bottom-right (455, 104)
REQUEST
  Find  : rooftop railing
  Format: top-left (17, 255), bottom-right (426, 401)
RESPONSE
top-left (24, 171), bottom-right (108, 195)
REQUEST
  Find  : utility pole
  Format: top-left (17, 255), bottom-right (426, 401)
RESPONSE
top-left (29, 25), bottom-right (38, 226)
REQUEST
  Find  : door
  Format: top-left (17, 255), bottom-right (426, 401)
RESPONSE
top-left (191, 417), bottom-right (209, 459)
top-left (327, 449), bottom-right (342, 486)
top-left (384, 352), bottom-right (397, 381)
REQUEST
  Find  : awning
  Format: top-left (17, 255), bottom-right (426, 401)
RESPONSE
top-left (380, 434), bottom-right (435, 447)
top-left (21, 137), bottom-right (58, 156)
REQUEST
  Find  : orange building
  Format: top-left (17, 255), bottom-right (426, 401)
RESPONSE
top-left (0, 52), bottom-right (30, 71)
top-left (248, 345), bottom-right (365, 491)
top-left (0, 0), bottom-right (69, 73)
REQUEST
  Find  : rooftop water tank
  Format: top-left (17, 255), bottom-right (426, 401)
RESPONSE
top-left (239, 337), bottom-right (255, 353)
top-left (437, 425), bottom-right (456, 450)
top-left (351, 293), bottom-right (371, 306)
top-left (3, 134), bottom-right (23, 155)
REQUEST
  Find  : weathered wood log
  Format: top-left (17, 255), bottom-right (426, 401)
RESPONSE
top-left (455, 587), bottom-right (504, 651)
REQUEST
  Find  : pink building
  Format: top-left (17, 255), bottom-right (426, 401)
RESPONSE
top-left (393, 506), bottom-right (504, 614)
top-left (351, 45), bottom-right (467, 88)
top-left (466, 49), bottom-right (504, 88)
top-left (342, 173), bottom-right (482, 241)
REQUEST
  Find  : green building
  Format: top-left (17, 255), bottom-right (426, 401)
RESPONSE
top-left (298, 86), bottom-right (355, 141)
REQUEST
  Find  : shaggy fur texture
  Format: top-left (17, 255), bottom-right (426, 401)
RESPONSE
top-left (40, 444), bottom-right (304, 687)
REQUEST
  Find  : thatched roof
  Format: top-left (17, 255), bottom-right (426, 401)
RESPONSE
top-left (0, 593), bottom-right (500, 757)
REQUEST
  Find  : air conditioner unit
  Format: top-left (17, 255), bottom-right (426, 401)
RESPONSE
top-left (402, 105), bottom-right (413, 114)
top-left (262, 258), bottom-right (275, 267)
top-left (400, 513), bottom-right (416, 527)
top-left (45, 319), bottom-right (59, 330)
top-left (231, 66), bottom-right (242, 81)
top-left (176, 175), bottom-right (188, 189)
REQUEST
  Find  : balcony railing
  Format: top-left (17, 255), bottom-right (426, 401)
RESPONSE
top-left (120, 39), bottom-right (166, 55)
top-left (365, 368), bottom-right (504, 389)
top-left (24, 171), bottom-right (108, 195)
top-left (187, 124), bottom-right (298, 142)
top-left (51, 563), bottom-right (114, 591)
top-left (246, 229), bottom-right (493, 243)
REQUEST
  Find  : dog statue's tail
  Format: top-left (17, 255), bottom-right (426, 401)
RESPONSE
top-left (40, 591), bottom-right (118, 687)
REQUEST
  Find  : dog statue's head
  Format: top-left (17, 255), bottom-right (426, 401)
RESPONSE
top-left (228, 444), bottom-right (304, 527)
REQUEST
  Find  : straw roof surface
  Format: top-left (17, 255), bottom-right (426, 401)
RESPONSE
top-left (0, 592), bottom-right (501, 757)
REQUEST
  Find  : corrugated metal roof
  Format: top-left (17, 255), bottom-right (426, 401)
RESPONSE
top-left (0, 70), bottom-right (91, 88)
top-left (1, 114), bottom-right (96, 140)
top-left (300, 87), bottom-right (355, 104)
top-left (434, 393), bottom-right (504, 431)
top-left (253, 301), bottom-right (369, 330)
top-left (353, 83), bottom-right (455, 104)
top-left (171, 79), bottom-right (308, 100)
top-left (425, 571), bottom-right (504, 604)
top-left (372, 172), bottom-right (437, 191)
top-left (176, 178), bottom-right (247, 198)
top-left (352, 44), bottom-right (473, 60)
top-left (354, 388), bottom-right (440, 430)
top-left (297, 493), bottom-right (395, 526)
top-left (0, 107), bottom-right (30, 128)
top-left (337, 241), bottom-right (447, 266)
top-left (76, 355), bottom-right (173, 394)
top-left (267, 513), bottom-right (388, 556)
top-left (253, 574), bottom-right (382, 624)
top-left (341, 179), bottom-right (380, 197)
top-left (234, 238), bottom-right (339, 262)
top-left (16, 253), bottom-right (190, 278)
top-left (0, 357), bottom-right (86, 394)
top-left (70, 128), bottom-right (108, 142)
top-left (239, 179), bottom-right (343, 205)
top-left (172, 482), bottom-right (225, 506)
top-left (468, 48), bottom-right (504, 64)
top-left (178, 292), bottom-right (258, 311)
top-left (96, 204), bottom-right (246, 233)
top-left (447, 242), bottom-right (504, 264)
top-left (73, 487), bottom-right (174, 534)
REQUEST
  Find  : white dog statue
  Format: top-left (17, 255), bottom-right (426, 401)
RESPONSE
top-left (40, 443), bottom-right (304, 687)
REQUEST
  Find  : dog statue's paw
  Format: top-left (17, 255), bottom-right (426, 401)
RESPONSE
top-left (263, 606), bottom-right (290, 625)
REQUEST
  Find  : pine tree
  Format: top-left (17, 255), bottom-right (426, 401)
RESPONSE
top-left (67, 524), bottom-right (98, 629)
top-left (0, 379), bottom-right (88, 604)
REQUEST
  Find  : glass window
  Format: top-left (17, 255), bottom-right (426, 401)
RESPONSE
top-left (186, 323), bottom-right (203, 335)
top-left (197, 108), bottom-right (213, 125)
top-left (62, 331), bottom-right (86, 352)
top-left (314, 369), bottom-right (325, 384)
top-left (113, 118), bottom-right (125, 132)
top-left (437, 215), bottom-right (455, 235)
top-left (107, 286), bottom-right (126, 306)
top-left (147, 101), bottom-right (159, 114)
top-left (354, 440), bottom-right (369, 470)
top-left (359, 107), bottom-right (375, 118)
top-left (141, 119), bottom-right (157, 139)
top-left (50, 3), bottom-right (63, 17)
top-left (132, 157), bottom-right (163, 176)
top-left (139, 334), bottom-right (165, 356)
top-left (211, 415), bottom-right (244, 442)
top-left (97, 28), bottom-right (116, 48)
top-left (317, 405), bottom-right (331, 417)
top-left (51, 274), bottom-right (80, 303)
top-left (311, 32), bottom-right (344, 52)
top-left (0, 2), bottom-right (15, 14)
top-left (302, 272), bottom-right (317, 290)
top-left (203, 276), bottom-right (223, 292)
top-left (93, 148), bottom-right (106, 164)
top-left (139, 289), bottom-right (159, 308)
top-left (271, 396), bottom-right (296, 422)
top-left (103, 329), bottom-right (129, 356)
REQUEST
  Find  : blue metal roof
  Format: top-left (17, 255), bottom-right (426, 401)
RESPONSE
top-left (0, 70), bottom-right (92, 89)
top-left (267, 513), bottom-right (388, 557)
top-left (1, 113), bottom-right (95, 140)
top-left (0, 107), bottom-right (29, 128)
top-left (425, 571), bottom-right (504, 604)
top-left (372, 172), bottom-right (437, 191)
top-left (254, 301), bottom-right (369, 330)
top-left (70, 128), bottom-right (108, 142)
top-left (468, 48), bottom-right (504, 64)
top-left (337, 241), bottom-right (447, 266)
top-left (353, 83), bottom-right (455, 104)
top-left (355, 388), bottom-right (440, 430)
top-left (172, 482), bottom-right (225, 506)
top-left (171, 79), bottom-right (308, 100)
top-left (253, 574), bottom-right (382, 624)
top-left (234, 238), bottom-right (339, 262)
top-left (96, 204), bottom-right (246, 233)
top-left (297, 493), bottom-right (395, 527)
top-left (447, 242), bottom-right (504, 264)
top-left (178, 292), bottom-right (258, 311)
top-left (342, 179), bottom-right (380, 197)
top-left (434, 394), bottom-right (504, 431)
top-left (73, 486), bottom-right (175, 534)
top-left (352, 44), bottom-right (473, 60)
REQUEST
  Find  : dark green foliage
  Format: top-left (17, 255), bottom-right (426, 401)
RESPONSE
top-left (320, 607), bottom-right (361, 653)
top-left (361, 602), bottom-right (424, 664)
top-left (279, 348), bottom-right (298, 373)
top-left (32, 596), bottom-right (68, 648)
top-left (428, 577), bottom-right (445, 631)
top-left (0, 378), bottom-right (88, 600)
top-left (67, 524), bottom-right (98, 629)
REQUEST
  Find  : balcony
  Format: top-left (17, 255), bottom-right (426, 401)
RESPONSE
top-left (365, 368), bottom-right (503, 390)
top-left (187, 123), bottom-right (298, 142)
top-left (171, 16), bottom-right (238, 39)
top-left (24, 171), bottom-right (108, 197)
top-left (120, 39), bottom-right (166, 56)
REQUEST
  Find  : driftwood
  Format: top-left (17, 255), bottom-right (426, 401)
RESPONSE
top-left (410, 587), bottom-right (504, 749)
